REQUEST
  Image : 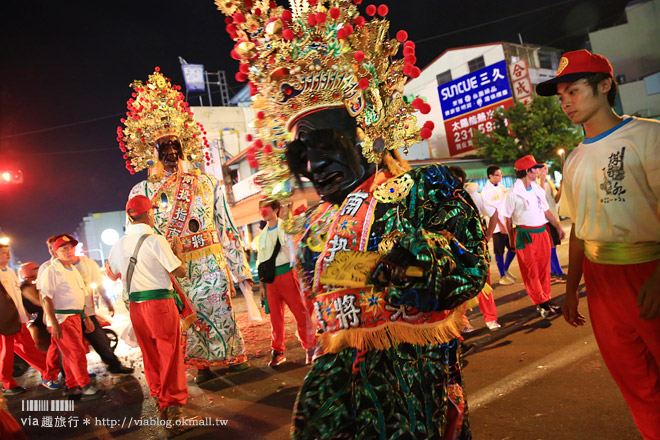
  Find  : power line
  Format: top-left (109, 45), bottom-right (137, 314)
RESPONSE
top-left (416, 0), bottom-right (578, 44)
top-left (2, 147), bottom-right (117, 157)
top-left (0, 113), bottom-right (125, 140)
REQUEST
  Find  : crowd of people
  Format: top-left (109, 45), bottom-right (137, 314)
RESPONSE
top-left (0, 6), bottom-right (658, 438)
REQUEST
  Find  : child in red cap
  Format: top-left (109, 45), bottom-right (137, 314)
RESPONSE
top-left (538, 49), bottom-right (660, 438)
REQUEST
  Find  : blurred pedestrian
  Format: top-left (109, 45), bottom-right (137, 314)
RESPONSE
top-left (1, 244), bottom-right (61, 395)
top-left (465, 182), bottom-right (501, 330)
top-left (538, 163), bottom-right (567, 281)
top-left (256, 199), bottom-right (316, 367)
top-left (538, 49), bottom-right (660, 437)
top-left (501, 155), bottom-right (566, 318)
top-left (40, 235), bottom-right (99, 399)
top-left (481, 165), bottom-right (517, 285)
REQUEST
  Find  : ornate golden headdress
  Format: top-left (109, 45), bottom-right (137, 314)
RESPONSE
top-left (117, 68), bottom-right (209, 174)
top-left (216, 0), bottom-right (434, 200)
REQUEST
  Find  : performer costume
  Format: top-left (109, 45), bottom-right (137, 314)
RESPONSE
top-left (292, 166), bottom-right (488, 439)
top-left (501, 178), bottom-right (552, 306)
top-left (0, 267), bottom-right (58, 390)
top-left (107, 222), bottom-right (188, 409)
top-left (562, 116), bottom-right (660, 438)
top-left (256, 219), bottom-right (316, 356)
top-left (40, 259), bottom-right (92, 390)
top-left (118, 70), bottom-right (253, 368)
top-left (216, 1), bottom-right (489, 437)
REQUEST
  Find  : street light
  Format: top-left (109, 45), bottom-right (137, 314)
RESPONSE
top-left (101, 229), bottom-right (119, 246)
top-left (557, 148), bottom-right (566, 166)
top-left (0, 237), bottom-right (9, 246)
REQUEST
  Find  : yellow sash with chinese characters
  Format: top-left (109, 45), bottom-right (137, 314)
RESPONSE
top-left (152, 173), bottom-right (223, 263)
top-left (312, 173), bottom-right (464, 354)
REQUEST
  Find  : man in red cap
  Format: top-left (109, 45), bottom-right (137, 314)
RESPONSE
top-left (538, 49), bottom-right (660, 437)
top-left (0, 244), bottom-right (61, 395)
top-left (107, 195), bottom-right (191, 436)
top-left (500, 155), bottom-right (565, 317)
top-left (40, 235), bottom-right (99, 399)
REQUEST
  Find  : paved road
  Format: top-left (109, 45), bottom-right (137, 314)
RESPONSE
top-left (1, 221), bottom-right (641, 439)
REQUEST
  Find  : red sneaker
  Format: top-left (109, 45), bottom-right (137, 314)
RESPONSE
top-left (268, 351), bottom-right (286, 367)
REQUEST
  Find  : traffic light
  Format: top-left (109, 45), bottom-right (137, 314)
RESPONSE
top-left (0, 170), bottom-right (23, 184)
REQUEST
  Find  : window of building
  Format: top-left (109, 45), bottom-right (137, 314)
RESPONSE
top-left (436, 70), bottom-right (452, 85)
top-left (468, 56), bottom-right (485, 72)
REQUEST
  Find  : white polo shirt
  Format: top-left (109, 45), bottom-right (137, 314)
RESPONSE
top-left (501, 179), bottom-right (550, 227)
top-left (0, 267), bottom-right (28, 323)
top-left (73, 256), bottom-right (104, 316)
top-left (36, 258), bottom-right (55, 291)
top-left (40, 260), bottom-right (88, 325)
top-left (480, 180), bottom-right (507, 233)
top-left (108, 223), bottom-right (181, 301)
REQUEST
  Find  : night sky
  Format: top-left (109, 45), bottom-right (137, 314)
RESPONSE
top-left (0, 0), bottom-right (631, 263)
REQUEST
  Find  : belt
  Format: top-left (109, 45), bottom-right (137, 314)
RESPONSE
top-left (129, 289), bottom-right (175, 302)
top-left (54, 309), bottom-right (86, 319)
top-left (129, 289), bottom-right (183, 311)
top-left (515, 225), bottom-right (547, 250)
top-left (274, 264), bottom-right (294, 277)
top-left (584, 241), bottom-right (660, 265)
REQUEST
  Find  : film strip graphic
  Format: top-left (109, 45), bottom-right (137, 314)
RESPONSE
top-left (21, 400), bottom-right (75, 412)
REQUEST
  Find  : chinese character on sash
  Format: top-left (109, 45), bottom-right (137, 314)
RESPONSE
top-left (334, 294), bottom-right (361, 329)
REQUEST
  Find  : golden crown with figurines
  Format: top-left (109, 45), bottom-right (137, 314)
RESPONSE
top-left (216, 0), bottom-right (434, 200)
top-left (116, 68), bottom-right (209, 174)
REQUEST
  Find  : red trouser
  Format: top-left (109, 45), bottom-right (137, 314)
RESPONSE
top-left (584, 259), bottom-right (660, 439)
top-left (130, 298), bottom-right (187, 409)
top-left (0, 323), bottom-right (57, 389)
top-left (478, 272), bottom-right (498, 323)
top-left (265, 269), bottom-right (316, 353)
top-left (514, 226), bottom-right (551, 305)
top-left (51, 316), bottom-right (89, 389)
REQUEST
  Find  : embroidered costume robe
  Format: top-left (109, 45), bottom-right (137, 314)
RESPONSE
top-left (129, 171), bottom-right (252, 367)
top-left (290, 164), bottom-right (489, 440)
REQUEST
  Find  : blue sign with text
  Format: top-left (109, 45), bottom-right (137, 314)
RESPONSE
top-left (438, 60), bottom-right (512, 120)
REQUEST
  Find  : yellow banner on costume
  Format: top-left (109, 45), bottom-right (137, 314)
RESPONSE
top-left (319, 251), bottom-right (423, 288)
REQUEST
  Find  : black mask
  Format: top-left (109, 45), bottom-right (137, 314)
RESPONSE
top-left (286, 109), bottom-right (375, 205)
top-left (157, 138), bottom-right (183, 168)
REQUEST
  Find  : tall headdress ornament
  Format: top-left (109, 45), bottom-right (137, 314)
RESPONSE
top-left (216, 0), bottom-right (435, 200)
top-left (116, 68), bottom-right (209, 174)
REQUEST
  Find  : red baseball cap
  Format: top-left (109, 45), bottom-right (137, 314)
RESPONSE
top-left (536, 50), bottom-right (613, 96)
top-left (126, 195), bottom-right (156, 216)
top-left (52, 235), bottom-right (78, 252)
top-left (514, 155), bottom-right (544, 171)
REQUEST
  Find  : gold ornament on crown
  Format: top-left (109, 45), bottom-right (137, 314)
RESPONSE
top-left (116, 68), bottom-right (208, 174)
top-left (216, 0), bottom-right (430, 201)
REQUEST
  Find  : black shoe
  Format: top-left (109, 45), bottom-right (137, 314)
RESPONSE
top-left (194, 368), bottom-right (214, 384)
top-left (228, 362), bottom-right (250, 373)
top-left (2, 386), bottom-right (26, 396)
top-left (108, 365), bottom-right (134, 375)
top-left (551, 273), bottom-right (567, 283)
top-left (547, 303), bottom-right (562, 315)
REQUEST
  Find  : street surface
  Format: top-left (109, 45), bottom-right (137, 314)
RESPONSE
top-left (1, 221), bottom-right (640, 439)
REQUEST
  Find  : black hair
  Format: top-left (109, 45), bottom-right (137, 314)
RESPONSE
top-left (259, 199), bottom-right (281, 215)
top-left (584, 73), bottom-right (617, 107)
top-left (447, 165), bottom-right (466, 184)
top-left (128, 211), bottom-right (149, 223)
top-left (486, 165), bottom-right (500, 177)
top-left (516, 169), bottom-right (527, 179)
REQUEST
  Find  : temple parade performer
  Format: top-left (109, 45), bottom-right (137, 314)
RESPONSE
top-left (216, 1), bottom-right (489, 438)
top-left (117, 69), bottom-right (253, 383)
